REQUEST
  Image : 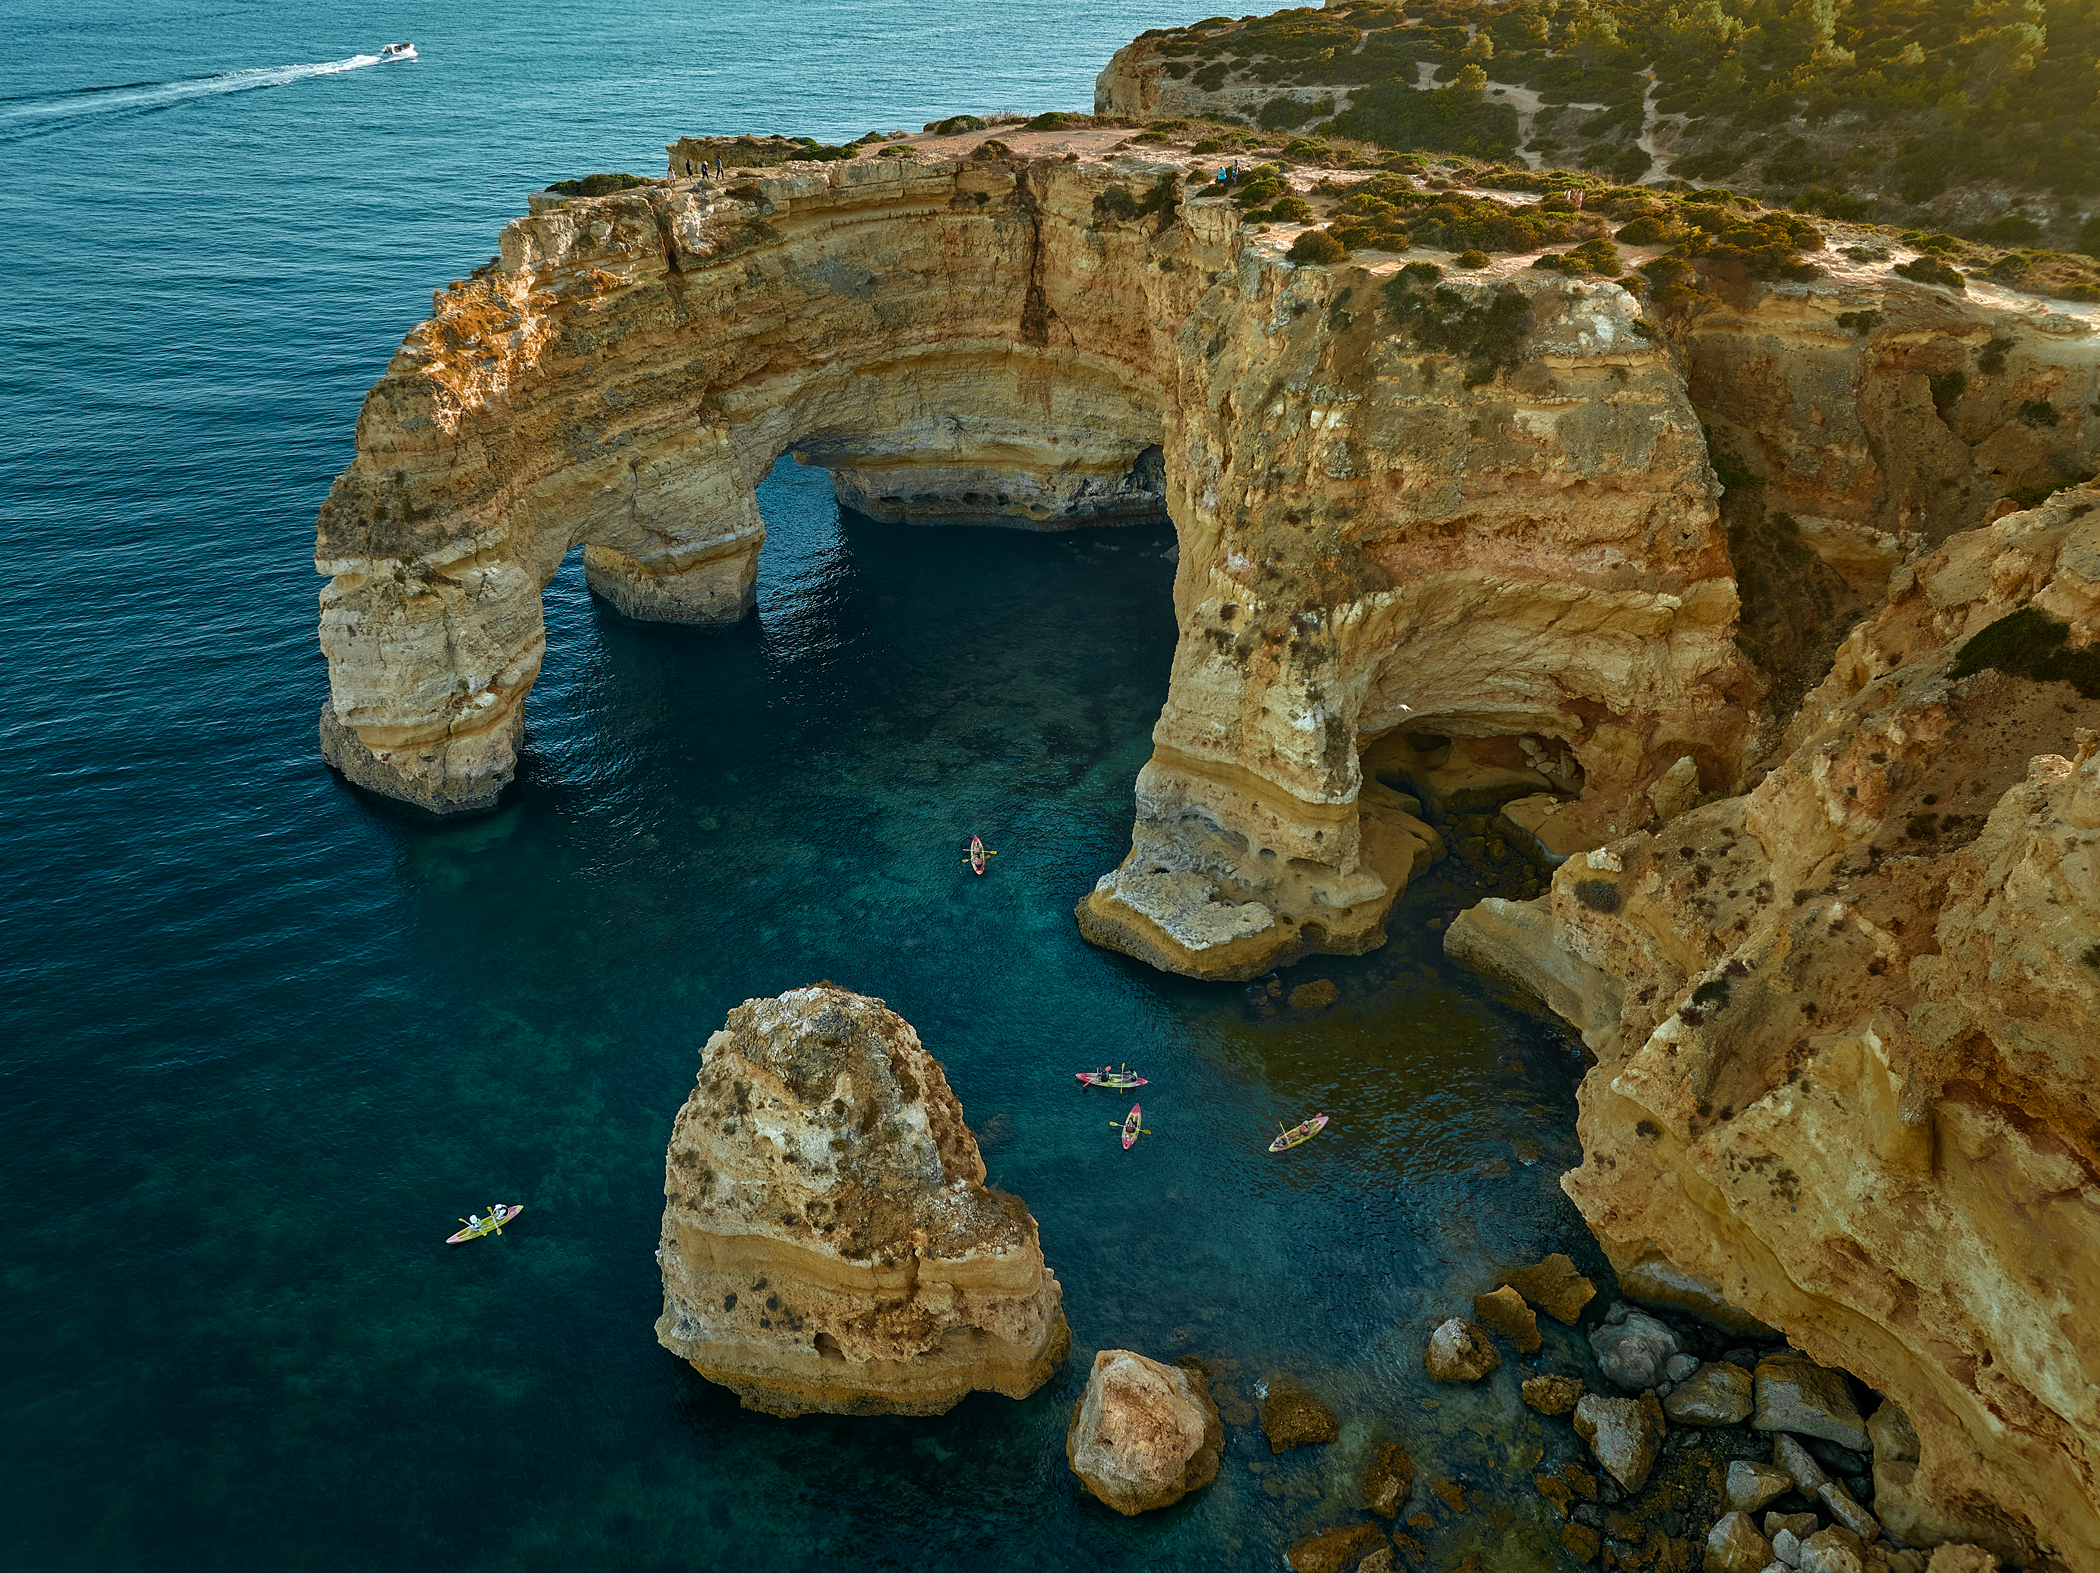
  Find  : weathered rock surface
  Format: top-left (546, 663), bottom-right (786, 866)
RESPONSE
top-left (1726, 1458), bottom-right (1795, 1514)
top-left (1706, 1512), bottom-right (1775, 1573)
top-left (655, 986), bottom-right (1068, 1415)
top-left (1423, 1318), bottom-right (1500, 1382)
top-left (1523, 1374), bottom-right (1586, 1417)
top-left (1065, 1349), bottom-right (1222, 1515)
top-left (1754, 1352), bottom-right (1869, 1450)
top-left (1797, 1526), bottom-right (1867, 1573)
top-left (1590, 1303), bottom-right (1682, 1391)
top-left (1667, 1361), bottom-right (1754, 1426)
top-left (1498, 1253), bottom-right (1597, 1325)
top-left (1573, 1391), bottom-right (1665, 1493)
top-left (1261, 1387), bottom-right (1339, 1453)
top-left (1286, 1523), bottom-right (1388, 1573)
top-left (1471, 1284), bottom-right (1541, 1353)
top-left (1448, 491), bottom-right (2100, 1565)
top-left (1868, 1400), bottom-right (1920, 1462)
top-left (1361, 1440), bottom-right (1414, 1518)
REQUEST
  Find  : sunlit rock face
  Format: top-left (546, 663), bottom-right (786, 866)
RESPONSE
top-left (314, 137), bottom-right (1754, 979)
top-left (655, 985), bottom-right (1068, 1417)
top-left (1449, 493), bottom-right (2100, 1565)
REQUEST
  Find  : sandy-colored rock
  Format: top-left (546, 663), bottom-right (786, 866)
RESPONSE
top-left (1361, 1440), bottom-right (1414, 1518)
top-left (1498, 1253), bottom-right (1597, 1325)
top-left (1590, 1303), bottom-right (1681, 1390)
top-left (1754, 1353), bottom-right (1869, 1450)
top-left (1726, 1458), bottom-right (1795, 1513)
top-left (1523, 1374), bottom-right (1586, 1417)
top-left (1706, 1512), bottom-right (1775, 1573)
top-left (1563, 1522), bottom-right (1603, 1563)
top-left (1873, 1458), bottom-right (2023, 1563)
top-left (1286, 1523), bottom-right (1387, 1573)
top-left (1574, 1390), bottom-right (1665, 1493)
top-left (1798, 1526), bottom-right (1867, 1573)
top-left (1774, 1434), bottom-right (1830, 1495)
top-left (1867, 1401), bottom-right (1920, 1463)
top-left (1471, 1284), bottom-right (1542, 1353)
top-left (1765, 1511), bottom-right (1820, 1542)
top-left (654, 986), bottom-right (1067, 1415)
top-left (1449, 494), bottom-right (2100, 1566)
top-left (1423, 1318), bottom-right (1500, 1382)
top-left (1065, 1349), bottom-right (1222, 1515)
top-left (1669, 1362), bottom-right (1754, 1425)
top-left (1923, 1549), bottom-right (1999, 1573)
top-left (1262, 1387), bottom-right (1339, 1453)
top-left (1357, 1549), bottom-right (1397, 1573)
top-left (1817, 1479), bottom-right (1880, 1543)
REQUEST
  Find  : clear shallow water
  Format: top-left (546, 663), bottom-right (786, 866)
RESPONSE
top-left (0, 4), bottom-right (1600, 1568)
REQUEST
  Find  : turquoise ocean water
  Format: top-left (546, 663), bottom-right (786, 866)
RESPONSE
top-left (0, 4), bottom-right (1602, 1567)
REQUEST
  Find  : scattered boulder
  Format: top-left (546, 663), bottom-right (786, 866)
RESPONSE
top-left (1924, 1550), bottom-right (2000, 1573)
top-left (1753, 1352), bottom-right (1870, 1450)
top-left (1665, 1351), bottom-right (1702, 1382)
top-left (1866, 1400), bottom-right (1920, 1463)
top-left (1774, 1433), bottom-right (1830, 1494)
top-left (1666, 1361), bottom-right (1754, 1425)
top-left (1523, 1374), bottom-right (1586, 1417)
top-left (1424, 1318), bottom-right (1501, 1382)
top-left (1497, 1252), bottom-right (1596, 1324)
top-left (1765, 1511), bottom-right (1820, 1541)
top-left (1725, 1458), bottom-right (1794, 1514)
top-left (1065, 1349), bottom-right (1223, 1515)
top-left (1262, 1387), bottom-right (1340, 1453)
top-left (1358, 1549), bottom-right (1397, 1573)
top-left (1817, 1478), bottom-right (1880, 1542)
top-left (1704, 1511), bottom-right (1774, 1573)
top-left (1288, 978), bottom-right (1338, 1011)
top-left (1797, 1525), bottom-right (1866, 1573)
top-left (1573, 1390), bottom-right (1665, 1492)
top-left (1563, 1522), bottom-right (1603, 1563)
top-left (1589, 1303), bottom-right (1682, 1390)
top-left (1472, 1284), bottom-right (1542, 1352)
top-left (1286, 1523), bottom-right (1387, 1573)
top-left (1362, 1441), bottom-right (1414, 1518)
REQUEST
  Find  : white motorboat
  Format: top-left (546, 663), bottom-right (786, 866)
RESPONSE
top-left (380, 42), bottom-right (416, 60)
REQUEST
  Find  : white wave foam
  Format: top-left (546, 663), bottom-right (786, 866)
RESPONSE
top-left (1, 54), bottom-right (391, 130)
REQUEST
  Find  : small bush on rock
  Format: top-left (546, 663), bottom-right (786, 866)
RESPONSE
top-left (1895, 255), bottom-right (1965, 290)
top-left (548, 172), bottom-right (650, 197)
top-left (1287, 229), bottom-right (1348, 264)
top-left (1950, 606), bottom-right (2100, 697)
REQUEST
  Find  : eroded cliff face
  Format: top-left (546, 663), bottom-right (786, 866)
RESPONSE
top-left (315, 137), bottom-right (1757, 979)
top-left (1450, 495), bottom-right (2099, 1564)
top-left (656, 985), bottom-right (1069, 1416)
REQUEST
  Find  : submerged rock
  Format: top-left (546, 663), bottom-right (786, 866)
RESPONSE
top-left (1261, 1387), bottom-right (1340, 1453)
top-left (654, 986), bottom-right (1069, 1416)
top-left (1424, 1318), bottom-right (1501, 1382)
top-left (1471, 1284), bottom-right (1542, 1353)
top-left (1286, 1523), bottom-right (1388, 1573)
top-left (1497, 1252), bottom-right (1597, 1325)
top-left (1523, 1374), bottom-right (1586, 1417)
top-left (1573, 1390), bottom-right (1664, 1493)
top-left (1065, 1349), bottom-right (1222, 1515)
top-left (1361, 1441), bottom-right (1414, 1518)
top-left (1590, 1303), bottom-right (1682, 1390)
top-left (1753, 1352), bottom-right (1869, 1450)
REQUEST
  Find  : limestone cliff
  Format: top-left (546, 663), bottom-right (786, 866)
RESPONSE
top-left (315, 134), bottom-right (1757, 978)
top-left (656, 985), bottom-right (1068, 1416)
top-left (1450, 495), bottom-right (2100, 1563)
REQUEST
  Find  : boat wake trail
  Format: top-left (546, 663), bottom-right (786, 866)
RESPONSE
top-left (0, 54), bottom-right (390, 140)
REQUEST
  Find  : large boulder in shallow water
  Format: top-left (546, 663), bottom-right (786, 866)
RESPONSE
top-left (1066, 1349), bottom-right (1223, 1515)
top-left (654, 985), bottom-right (1069, 1416)
top-left (1573, 1391), bottom-right (1665, 1492)
top-left (1262, 1386), bottom-right (1340, 1452)
top-left (1497, 1252), bottom-right (1597, 1325)
top-left (1588, 1302), bottom-right (1680, 1390)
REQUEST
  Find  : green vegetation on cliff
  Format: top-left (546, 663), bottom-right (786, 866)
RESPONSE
top-left (1123, 1), bottom-right (2100, 249)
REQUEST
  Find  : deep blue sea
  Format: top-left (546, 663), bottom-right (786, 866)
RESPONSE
top-left (0, 4), bottom-right (1600, 1568)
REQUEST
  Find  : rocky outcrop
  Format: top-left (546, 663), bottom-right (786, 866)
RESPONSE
top-left (654, 985), bottom-right (1068, 1415)
top-left (1065, 1349), bottom-right (1223, 1515)
top-left (1448, 492), bottom-right (2100, 1563)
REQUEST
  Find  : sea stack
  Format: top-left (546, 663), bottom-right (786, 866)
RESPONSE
top-left (655, 985), bottom-right (1069, 1416)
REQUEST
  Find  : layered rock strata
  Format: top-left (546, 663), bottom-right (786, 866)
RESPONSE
top-left (655, 985), bottom-right (1068, 1416)
top-left (1449, 493), bottom-right (2100, 1563)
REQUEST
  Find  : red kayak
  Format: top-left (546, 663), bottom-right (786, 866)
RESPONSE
top-left (966, 835), bottom-right (998, 875)
top-left (1119, 1103), bottom-right (1143, 1150)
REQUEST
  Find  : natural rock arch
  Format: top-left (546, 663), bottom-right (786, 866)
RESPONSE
top-left (315, 137), bottom-right (1754, 978)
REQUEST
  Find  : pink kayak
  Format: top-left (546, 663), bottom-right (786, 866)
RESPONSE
top-left (1076, 1069), bottom-right (1147, 1089)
